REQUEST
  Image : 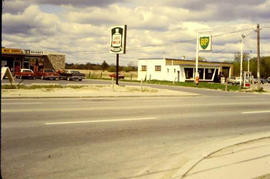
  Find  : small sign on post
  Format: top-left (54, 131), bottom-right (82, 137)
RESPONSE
top-left (110, 25), bottom-right (127, 85)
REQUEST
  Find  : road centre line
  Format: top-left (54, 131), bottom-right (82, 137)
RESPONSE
top-left (45, 117), bottom-right (157, 125)
top-left (242, 110), bottom-right (270, 114)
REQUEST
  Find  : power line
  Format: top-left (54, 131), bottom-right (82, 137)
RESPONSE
top-left (213, 28), bottom-right (254, 38)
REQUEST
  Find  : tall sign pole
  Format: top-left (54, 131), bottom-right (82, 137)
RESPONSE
top-left (116, 54), bottom-right (119, 85)
top-left (196, 31), bottom-right (212, 84)
top-left (195, 32), bottom-right (199, 84)
top-left (256, 24), bottom-right (261, 90)
top-left (110, 25), bottom-right (127, 85)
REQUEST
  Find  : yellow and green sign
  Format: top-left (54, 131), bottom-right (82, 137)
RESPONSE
top-left (199, 35), bottom-right (212, 51)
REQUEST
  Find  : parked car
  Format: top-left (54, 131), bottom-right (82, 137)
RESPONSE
top-left (267, 77), bottom-right (270, 83)
top-left (35, 69), bottom-right (60, 80)
top-left (58, 70), bottom-right (85, 81)
top-left (227, 76), bottom-right (241, 85)
top-left (109, 73), bottom-right (125, 79)
top-left (253, 78), bottom-right (266, 84)
top-left (15, 69), bottom-right (35, 79)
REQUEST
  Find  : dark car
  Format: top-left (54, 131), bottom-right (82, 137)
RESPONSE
top-left (58, 70), bottom-right (85, 81)
top-left (254, 78), bottom-right (266, 84)
top-left (15, 69), bottom-right (35, 79)
top-left (35, 69), bottom-right (60, 80)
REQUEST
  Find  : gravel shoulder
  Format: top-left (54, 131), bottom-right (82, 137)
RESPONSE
top-left (1, 84), bottom-right (199, 98)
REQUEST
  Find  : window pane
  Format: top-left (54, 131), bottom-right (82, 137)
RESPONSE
top-left (184, 68), bottom-right (193, 79)
top-left (155, 65), bottom-right (161, 71)
top-left (141, 65), bottom-right (147, 71)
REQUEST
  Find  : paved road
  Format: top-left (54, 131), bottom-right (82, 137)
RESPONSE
top-left (2, 94), bottom-right (270, 179)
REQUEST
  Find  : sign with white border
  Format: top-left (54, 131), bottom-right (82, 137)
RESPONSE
top-left (110, 25), bottom-right (127, 54)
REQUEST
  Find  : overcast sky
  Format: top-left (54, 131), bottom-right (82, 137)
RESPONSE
top-left (2, 0), bottom-right (270, 65)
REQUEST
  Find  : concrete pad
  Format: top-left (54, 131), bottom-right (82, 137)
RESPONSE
top-left (185, 138), bottom-right (270, 179)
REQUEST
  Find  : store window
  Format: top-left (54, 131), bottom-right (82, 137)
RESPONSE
top-left (205, 68), bottom-right (214, 80)
top-left (198, 68), bottom-right (204, 79)
top-left (141, 65), bottom-right (147, 71)
top-left (184, 68), bottom-right (193, 79)
top-left (23, 61), bottom-right (30, 69)
top-left (155, 65), bottom-right (161, 72)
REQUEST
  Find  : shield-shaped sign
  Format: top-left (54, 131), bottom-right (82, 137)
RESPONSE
top-left (200, 36), bottom-right (209, 50)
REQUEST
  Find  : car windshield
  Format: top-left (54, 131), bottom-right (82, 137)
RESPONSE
top-left (45, 69), bottom-right (54, 72)
top-left (22, 69), bottom-right (32, 72)
top-left (71, 71), bottom-right (79, 74)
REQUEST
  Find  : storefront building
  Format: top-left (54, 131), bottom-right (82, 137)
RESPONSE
top-left (137, 58), bottom-right (234, 82)
top-left (1, 47), bottom-right (65, 73)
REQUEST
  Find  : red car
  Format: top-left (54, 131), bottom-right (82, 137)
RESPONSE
top-left (35, 69), bottom-right (60, 80)
top-left (15, 69), bottom-right (35, 79)
top-left (109, 73), bottom-right (125, 79)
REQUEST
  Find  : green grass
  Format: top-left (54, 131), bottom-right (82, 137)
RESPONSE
top-left (2, 84), bottom-right (84, 89)
top-left (144, 80), bottom-right (241, 91)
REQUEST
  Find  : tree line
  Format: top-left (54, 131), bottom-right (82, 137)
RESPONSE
top-left (232, 52), bottom-right (270, 78)
top-left (65, 61), bottom-right (137, 72)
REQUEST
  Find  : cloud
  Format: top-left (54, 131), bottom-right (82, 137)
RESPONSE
top-left (37, 0), bottom-right (126, 7)
top-left (3, 0), bottom-right (33, 14)
top-left (3, 5), bottom-right (60, 36)
top-left (2, 1), bottom-right (270, 65)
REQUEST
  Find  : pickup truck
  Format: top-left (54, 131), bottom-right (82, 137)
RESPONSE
top-left (58, 70), bottom-right (85, 81)
top-left (35, 69), bottom-right (60, 80)
top-left (15, 69), bottom-right (35, 79)
top-left (109, 73), bottom-right (125, 79)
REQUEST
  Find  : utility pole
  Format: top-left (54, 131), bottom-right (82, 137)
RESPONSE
top-left (256, 24), bottom-right (261, 90)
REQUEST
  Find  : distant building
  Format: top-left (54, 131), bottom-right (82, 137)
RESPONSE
top-left (137, 58), bottom-right (233, 82)
top-left (1, 47), bottom-right (65, 73)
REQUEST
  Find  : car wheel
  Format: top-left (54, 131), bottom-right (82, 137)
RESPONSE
top-left (33, 77), bottom-right (36, 80)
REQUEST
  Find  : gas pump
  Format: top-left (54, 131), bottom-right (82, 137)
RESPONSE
top-left (243, 71), bottom-right (252, 88)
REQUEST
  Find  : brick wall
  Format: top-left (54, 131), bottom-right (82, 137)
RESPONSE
top-left (44, 54), bottom-right (65, 70)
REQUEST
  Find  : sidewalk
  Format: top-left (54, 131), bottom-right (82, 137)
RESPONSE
top-left (182, 138), bottom-right (270, 179)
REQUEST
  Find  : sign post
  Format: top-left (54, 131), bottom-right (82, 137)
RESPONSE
top-left (110, 25), bottom-right (127, 85)
top-left (195, 31), bottom-right (212, 85)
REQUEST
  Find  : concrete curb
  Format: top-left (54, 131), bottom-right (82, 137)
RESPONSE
top-left (171, 132), bottom-right (270, 179)
top-left (1, 94), bottom-right (200, 99)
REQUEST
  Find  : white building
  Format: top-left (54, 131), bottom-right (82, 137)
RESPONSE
top-left (137, 58), bottom-right (233, 82)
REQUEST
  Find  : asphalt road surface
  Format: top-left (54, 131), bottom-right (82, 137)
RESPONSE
top-left (2, 92), bottom-right (270, 178)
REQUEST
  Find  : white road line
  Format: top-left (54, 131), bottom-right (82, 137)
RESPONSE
top-left (45, 117), bottom-right (157, 125)
top-left (242, 110), bottom-right (270, 114)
